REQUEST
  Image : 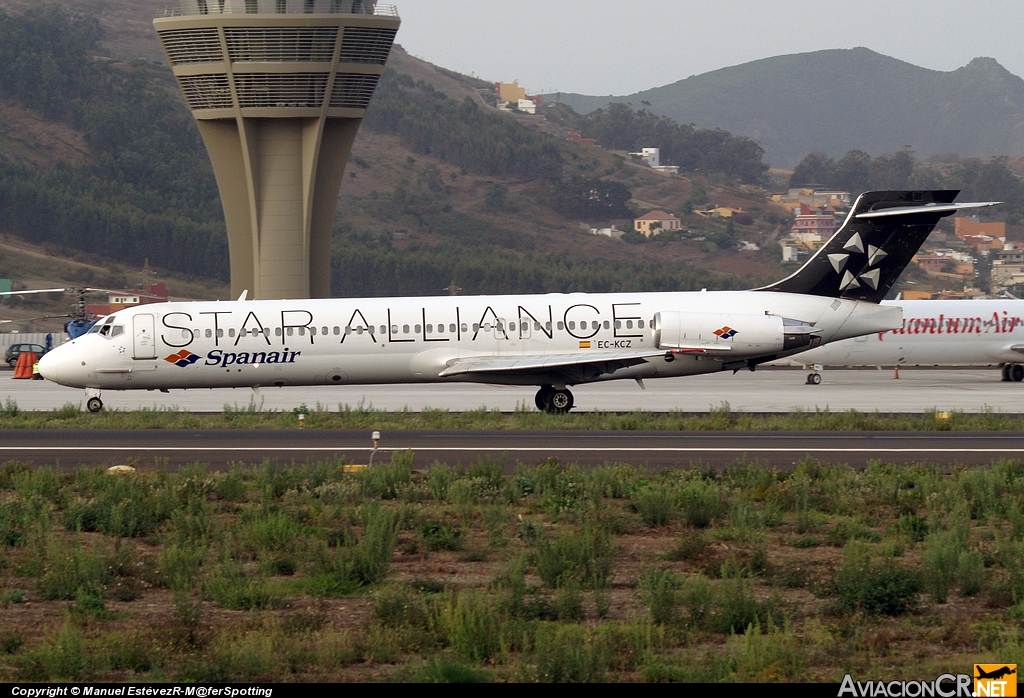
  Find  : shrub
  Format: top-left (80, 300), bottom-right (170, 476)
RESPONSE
top-left (435, 591), bottom-right (504, 662)
top-left (16, 624), bottom-right (85, 681)
top-left (829, 541), bottom-right (920, 615)
top-left (39, 539), bottom-right (111, 601)
top-left (894, 514), bottom-right (929, 542)
top-left (921, 530), bottom-right (963, 603)
top-left (630, 485), bottom-right (677, 527)
top-left (535, 525), bottom-right (614, 589)
top-left (373, 585), bottom-right (428, 628)
top-left (638, 568), bottom-right (681, 625)
top-left (359, 451), bottom-right (413, 499)
top-left (713, 567), bottom-right (768, 634)
top-left (679, 574), bottom-right (714, 630)
top-left (420, 520), bottom-right (464, 551)
top-left (159, 544), bottom-right (207, 591)
top-left (205, 566), bottom-right (282, 610)
top-left (417, 657), bottom-right (490, 683)
top-left (678, 479), bottom-right (724, 528)
top-left (958, 549), bottom-right (985, 597)
top-left (534, 624), bottom-right (609, 683)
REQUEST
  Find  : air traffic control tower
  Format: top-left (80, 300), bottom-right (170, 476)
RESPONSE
top-left (154, 0), bottom-right (399, 299)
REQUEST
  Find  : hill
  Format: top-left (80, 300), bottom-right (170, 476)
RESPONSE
top-left (549, 48), bottom-right (1024, 167)
top-left (0, 2), bottom-right (789, 301)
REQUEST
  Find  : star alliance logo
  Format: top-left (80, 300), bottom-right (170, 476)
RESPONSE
top-left (714, 326), bottom-right (738, 339)
top-left (164, 350), bottom-right (201, 367)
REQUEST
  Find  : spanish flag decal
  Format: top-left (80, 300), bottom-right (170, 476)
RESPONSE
top-left (579, 340), bottom-right (591, 349)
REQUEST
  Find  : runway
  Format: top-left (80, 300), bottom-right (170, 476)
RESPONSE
top-left (3, 429), bottom-right (1024, 468)
top-left (2, 367), bottom-right (1023, 414)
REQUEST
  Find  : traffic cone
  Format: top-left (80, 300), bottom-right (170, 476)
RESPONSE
top-left (893, 365), bottom-right (899, 380)
top-left (13, 351), bottom-right (36, 379)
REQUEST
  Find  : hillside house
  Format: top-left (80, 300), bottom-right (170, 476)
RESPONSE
top-left (791, 204), bottom-right (836, 240)
top-left (634, 211), bottom-right (681, 237)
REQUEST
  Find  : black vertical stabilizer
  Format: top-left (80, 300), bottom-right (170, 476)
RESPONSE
top-left (757, 190), bottom-right (996, 304)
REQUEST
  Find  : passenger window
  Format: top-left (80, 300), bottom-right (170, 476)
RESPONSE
top-left (218, 329), bottom-right (225, 338)
top-left (310, 327), bottom-right (317, 336)
top-left (426, 324), bottom-right (433, 333)
top-left (461, 323), bottom-right (468, 333)
top-left (286, 328), bottom-right (293, 336)
top-left (450, 324), bottom-right (457, 333)
top-left (356, 327), bottom-right (363, 335)
top-left (557, 321), bottom-right (564, 330)
top-left (380, 326), bottom-right (386, 335)
top-left (403, 325), bottom-right (410, 334)
top-left (592, 321), bottom-right (600, 330)
top-left (615, 320), bottom-right (622, 329)
top-left (229, 329), bottom-right (236, 337)
top-left (545, 322), bottom-right (552, 331)
top-left (603, 321), bottom-right (610, 329)
top-left (638, 320), bottom-right (645, 329)
top-left (321, 327), bottom-right (328, 336)
top-left (534, 322), bottom-right (541, 331)
top-left (181, 329), bottom-right (188, 339)
top-left (472, 323), bottom-right (479, 332)
top-left (568, 321), bottom-right (575, 330)
top-left (274, 328), bottom-right (281, 337)
top-left (299, 327), bottom-right (306, 336)
top-left (626, 320), bottom-right (634, 329)
top-left (205, 329), bottom-right (212, 338)
top-left (345, 326), bottom-right (352, 334)
top-left (333, 326), bottom-right (340, 335)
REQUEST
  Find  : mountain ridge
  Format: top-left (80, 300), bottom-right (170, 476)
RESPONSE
top-left (547, 48), bottom-right (1024, 167)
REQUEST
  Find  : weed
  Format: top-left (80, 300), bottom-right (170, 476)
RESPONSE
top-left (792, 535), bottom-right (820, 548)
top-left (630, 484), bottom-right (677, 527)
top-left (535, 524), bottom-right (614, 588)
top-left (958, 549), bottom-right (985, 597)
top-left (39, 538), bottom-right (111, 601)
top-left (359, 450), bottom-right (413, 499)
top-left (534, 624), bottom-right (609, 683)
top-left (638, 568), bottom-right (681, 625)
top-left (205, 565), bottom-right (282, 610)
top-left (1, 631), bottom-right (24, 654)
top-left (16, 624), bottom-right (85, 681)
top-left (435, 590), bottom-right (504, 662)
top-left (665, 532), bottom-right (708, 561)
top-left (922, 530), bottom-right (964, 603)
top-left (419, 520), bottom-right (463, 551)
top-left (373, 584), bottom-right (428, 628)
top-left (895, 513), bottom-right (929, 542)
top-left (103, 631), bottom-right (153, 673)
top-left (417, 656), bottom-right (491, 683)
top-left (678, 478), bottom-right (725, 528)
top-left (829, 541), bottom-right (920, 615)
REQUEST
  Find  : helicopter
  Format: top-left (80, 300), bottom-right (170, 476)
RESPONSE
top-left (0, 287), bottom-right (168, 339)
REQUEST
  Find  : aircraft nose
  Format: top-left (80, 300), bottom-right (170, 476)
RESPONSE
top-left (37, 349), bottom-right (61, 383)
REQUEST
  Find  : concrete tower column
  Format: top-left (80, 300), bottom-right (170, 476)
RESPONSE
top-left (154, 0), bottom-right (399, 299)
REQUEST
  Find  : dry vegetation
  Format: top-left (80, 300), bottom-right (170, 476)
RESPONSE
top-left (1, 454), bottom-right (1023, 682)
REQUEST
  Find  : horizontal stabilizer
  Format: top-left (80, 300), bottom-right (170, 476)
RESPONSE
top-left (856, 201), bottom-right (1000, 219)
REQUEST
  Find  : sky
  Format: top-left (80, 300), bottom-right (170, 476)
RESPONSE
top-left (392, 0), bottom-right (1024, 96)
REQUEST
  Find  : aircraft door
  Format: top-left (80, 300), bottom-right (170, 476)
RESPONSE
top-left (494, 318), bottom-right (509, 341)
top-left (133, 314), bottom-right (157, 359)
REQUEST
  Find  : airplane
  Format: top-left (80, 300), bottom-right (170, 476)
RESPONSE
top-left (781, 297), bottom-right (1024, 384)
top-left (38, 190), bottom-right (998, 413)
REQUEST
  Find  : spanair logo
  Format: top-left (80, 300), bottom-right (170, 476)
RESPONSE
top-left (975, 665), bottom-right (1017, 697)
top-left (164, 350), bottom-right (201, 367)
top-left (714, 326), bottom-right (738, 339)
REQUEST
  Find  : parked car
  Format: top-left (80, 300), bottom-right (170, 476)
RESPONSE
top-left (5, 343), bottom-right (46, 367)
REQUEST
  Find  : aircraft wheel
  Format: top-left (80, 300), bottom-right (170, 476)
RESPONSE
top-left (535, 386), bottom-right (554, 411)
top-left (807, 373), bottom-right (821, 385)
top-left (549, 388), bottom-right (574, 414)
top-left (1003, 364), bottom-right (1012, 382)
top-left (87, 397), bottom-right (103, 413)
top-left (1013, 364), bottom-right (1024, 383)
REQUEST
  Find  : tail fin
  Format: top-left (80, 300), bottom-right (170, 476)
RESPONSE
top-left (758, 190), bottom-right (999, 303)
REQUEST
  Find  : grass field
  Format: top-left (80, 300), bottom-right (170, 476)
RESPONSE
top-left (1, 400), bottom-right (1024, 431)
top-left (1, 453), bottom-right (1023, 682)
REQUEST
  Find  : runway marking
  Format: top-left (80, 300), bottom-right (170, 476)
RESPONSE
top-left (1, 447), bottom-right (1022, 454)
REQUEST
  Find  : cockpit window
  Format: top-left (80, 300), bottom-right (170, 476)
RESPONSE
top-left (99, 325), bottom-right (111, 336)
top-left (110, 326), bottom-right (124, 337)
top-left (87, 324), bottom-right (102, 334)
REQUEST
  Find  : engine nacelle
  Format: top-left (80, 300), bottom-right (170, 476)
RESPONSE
top-left (652, 311), bottom-right (820, 354)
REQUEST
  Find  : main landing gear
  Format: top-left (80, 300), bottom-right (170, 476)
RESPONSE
top-left (535, 385), bottom-right (574, 414)
top-left (806, 372), bottom-right (822, 385)
top-left (1002, 363), bottom-right (1024, 382)
top-left (86, 388), bottom-right (103, 413)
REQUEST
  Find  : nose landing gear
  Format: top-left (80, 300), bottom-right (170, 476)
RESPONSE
top-left (535, 385), bottom-right (574, 413)
top-left (86, 388), bottom-right (103, 413)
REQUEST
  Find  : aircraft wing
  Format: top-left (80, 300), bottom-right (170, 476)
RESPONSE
top-left (438, 349), bottom-right (672, 377)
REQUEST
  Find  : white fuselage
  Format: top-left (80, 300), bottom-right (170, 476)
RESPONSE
top-left (39, 290), bottom-right (902, 391)
top-left (786, 299), bottom-right (1024, 367)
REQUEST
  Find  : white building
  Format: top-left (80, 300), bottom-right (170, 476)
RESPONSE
top-left (517, 99), bottom-right (537, 114)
